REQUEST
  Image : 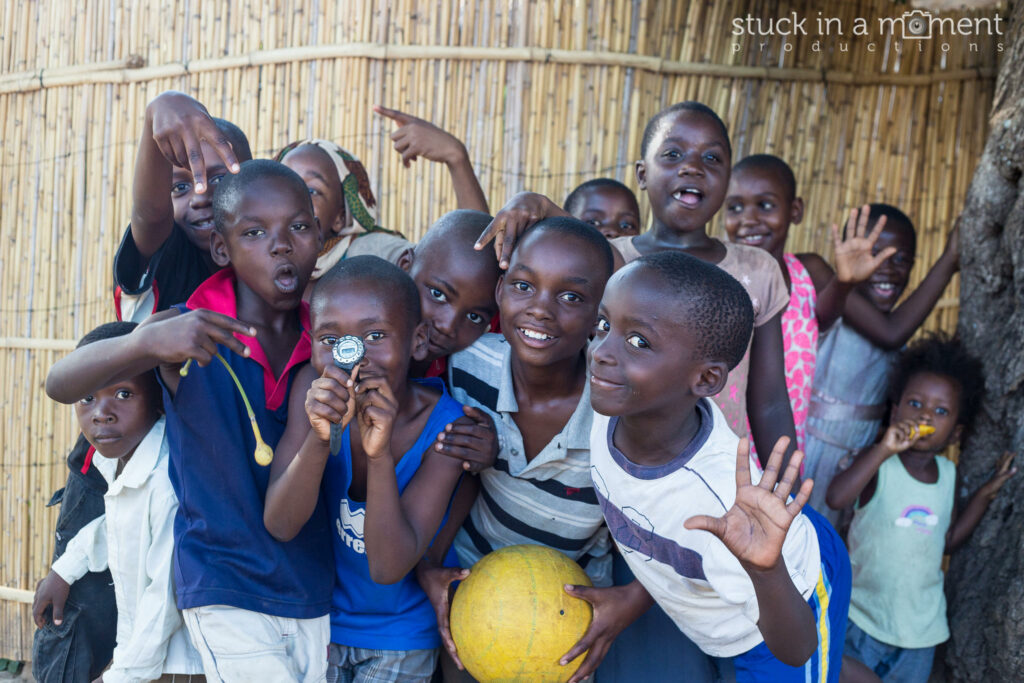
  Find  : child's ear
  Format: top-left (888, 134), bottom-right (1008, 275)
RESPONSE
top-left (340, 201), bottom-right (353, 229)
top-left (411, 321), bottom-right (430, 362)
top-left (790, 197), bottom-right (805, 225)
top-left (397, 248), bottom-right (414, 273)
top-left (635, 160), bottom-right (647, 190)
top-left (494, 274), bottom-right (506, 308)
top-left (329, 209), bottom-right (345, 236)
top-left (210, 230), bottom-right (231, 267)
top-left (693, 361), bottom-right (729, 398)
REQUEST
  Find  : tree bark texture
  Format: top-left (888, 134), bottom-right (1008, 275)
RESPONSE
top-left (947, 2), bottom-right (1024, 680)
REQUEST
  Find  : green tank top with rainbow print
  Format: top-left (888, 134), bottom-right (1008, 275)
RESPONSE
top-left (847, 455), bottom-right (955, 648)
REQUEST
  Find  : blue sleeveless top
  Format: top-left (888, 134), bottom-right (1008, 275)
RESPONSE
top-left (324, 377), bottom-right (465, 650)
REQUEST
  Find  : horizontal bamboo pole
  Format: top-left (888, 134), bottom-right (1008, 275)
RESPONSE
top-left (0, 44), bottom-right (996, 95)
top-left (0, 338), bottom-right (77, 351)
top-left (0, 587), bottom-right (33, 605)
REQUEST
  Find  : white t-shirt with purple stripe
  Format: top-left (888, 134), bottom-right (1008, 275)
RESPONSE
top-left (590, 398), bottom-right (821, 657)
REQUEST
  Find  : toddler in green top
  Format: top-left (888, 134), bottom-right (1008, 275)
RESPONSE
top-left (826, 334), bottom-right (1015, 683)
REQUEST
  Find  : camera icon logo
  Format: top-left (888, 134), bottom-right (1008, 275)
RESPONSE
top-left (902, 9), bottom-right (932, 39)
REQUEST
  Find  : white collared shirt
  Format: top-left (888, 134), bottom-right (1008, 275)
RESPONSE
top-left (53, 417), bottom-right (202, 681)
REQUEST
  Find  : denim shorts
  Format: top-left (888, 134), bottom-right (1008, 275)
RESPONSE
top-left (326, 643), bottom-right (437, 683)
top-left (844, 620), bottom-right (935, 683)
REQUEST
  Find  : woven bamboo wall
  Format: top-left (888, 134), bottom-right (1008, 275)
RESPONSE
top-left (0, 0), bottom-right (1000, 659)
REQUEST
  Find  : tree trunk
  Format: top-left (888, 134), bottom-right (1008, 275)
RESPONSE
top-left (946, 3), bottom-right (1024, 680)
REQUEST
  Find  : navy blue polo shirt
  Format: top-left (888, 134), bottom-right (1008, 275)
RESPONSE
top-left (162, 268), bottom-right (333, 618)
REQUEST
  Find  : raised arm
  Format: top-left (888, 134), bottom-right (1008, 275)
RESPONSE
top-left (45, 309), bottom-right (255, 403)
top-left (746, 311), bottom-right (798, 471)
top-left (374, 105), bottom-right (489, 213)
top-left (808, 206), bottom-right (900, 331)
top-left (132, 92), bottom-right (239, 260)
top-left (946, 451), bottom-right (1015, 552)
top-left (264, 363), bottom-right (356, 542)
top-left (685, 438), bottom-right (817, 667)
top-left (825, 419), bottom-right (919, 509)
top-left (359, 377), bottom-right (466, 584)
top-left (843, 222), bottom-right (959, 350)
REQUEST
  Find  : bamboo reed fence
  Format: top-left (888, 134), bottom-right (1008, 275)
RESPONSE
top-left (0, 0), bottom-right (1001, 660)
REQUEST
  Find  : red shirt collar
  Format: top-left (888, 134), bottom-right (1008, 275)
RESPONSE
top-left (186, 268), bottom-right (311, 410)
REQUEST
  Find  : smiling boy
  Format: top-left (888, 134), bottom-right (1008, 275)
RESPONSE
top-left (588, 252), bottom-right (851, 683)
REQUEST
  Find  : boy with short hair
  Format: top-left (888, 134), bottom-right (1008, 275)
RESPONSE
top-left (398, 209), bottom-right (501, 378)
top-left (588, 251), bottom-right (851, 683)
top-left (563, 178), bottom-right (641, 240)
top-left (263, 256), bottom-right (479, 682)
top-left (414, 218), bottom-right (632, 683)
top-left (114, 91), bottom-right (251, 321)
top-left (35, 321), bottom-right (203, 682)
top-left (46, 159), bottom-right (332, 682)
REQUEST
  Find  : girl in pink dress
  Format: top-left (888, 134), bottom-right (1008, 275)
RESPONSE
top-left (724, 154), bottom-right (894, 452)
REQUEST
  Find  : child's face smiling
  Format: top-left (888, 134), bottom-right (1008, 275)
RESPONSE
top-left (575, 187), bottom-right (641, 240)
top-left (637, 110), bottom-right (731, 234)
top-left (724, 167), bottom-right (801, 257)
top-left (311, 282), bottom-right (425, 392)
top-left (498, 230), bottom-right (607, 368)
top-left (891, 371), bottom-right (962, 452)
top-left (407, 245), bottom-right (499, 362)
top-left (857, 224), bottom-right (915, 311)
top-left (211, 178), bottom-right (322, 312)
top-left (589, 267), bottom-right (706, 419)
top-left (75, 375), bottom-right (160, 463)
top-left (171, 140), bottom-right (233, 251)
top-left (281, 145), bottom-right (347, 237)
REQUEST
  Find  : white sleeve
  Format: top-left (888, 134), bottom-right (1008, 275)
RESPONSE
top-left (103, 488), bottom-right (181, 683)
top-left (700, 534), bottom-right (760, 624)
top-left (51, 516), bottom-right (108, 585)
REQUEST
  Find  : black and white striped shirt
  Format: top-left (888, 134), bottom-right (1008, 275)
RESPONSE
top-left (448, 334), bottom-right (612, 586)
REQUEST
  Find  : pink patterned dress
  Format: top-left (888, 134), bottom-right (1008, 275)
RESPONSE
top-left (781, 253), bottom-right (819, 452)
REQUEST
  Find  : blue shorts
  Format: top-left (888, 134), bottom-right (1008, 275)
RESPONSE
top-left (731, 506), bottom-right (851, 683)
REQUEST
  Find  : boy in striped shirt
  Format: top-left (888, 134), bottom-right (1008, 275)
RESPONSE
top-left (417, 218), bottom-right (644, 683)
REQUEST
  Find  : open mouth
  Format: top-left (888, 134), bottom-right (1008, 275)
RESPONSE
top-left (516, 326), bottom-right (557, 347)
top-left (870, 281), bottom-right (898, 298)
top-left (737, 231), bottom-right (771, 247)
top-left (273, 263), bottom-right (299, 294)
top-left (190, 216), bottom-right (216, 232)
top-left (672, 187), bottom-right (704, 208)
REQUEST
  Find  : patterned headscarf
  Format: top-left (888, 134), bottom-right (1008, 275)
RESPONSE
top-left (276, 138), bottom-right (399, 236)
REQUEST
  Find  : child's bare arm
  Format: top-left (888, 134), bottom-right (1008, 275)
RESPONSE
top-left (843, 222), bottom-right (959, 350)
top-left (264, 363), bottom-right (356, 541)
top-left (474, 192), bottom-right (570, 269)
top-left (132, 92), bottom-right (239, 260)
top-left (374, 105), bottom-right (489, 213)
top-left (825, 419), bottom-right (920, 509)
top-left (746, 313), bottom-right (798, 471)
top-left (807, 206), bottom-right (899, 330)
top-left (359, 378), bottom-right (466, 584)
top-left (685, 438), bottom-right (817, 667)
top-left (416, 475), bottom-right (480, 669)
top-left (946, 452), bottom-right (1016, 552)
top-left (45, 309), bottom-right (255, 403)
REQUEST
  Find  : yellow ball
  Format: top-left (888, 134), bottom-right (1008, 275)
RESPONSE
top-left (450, 544), bottom-right (593, 683)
